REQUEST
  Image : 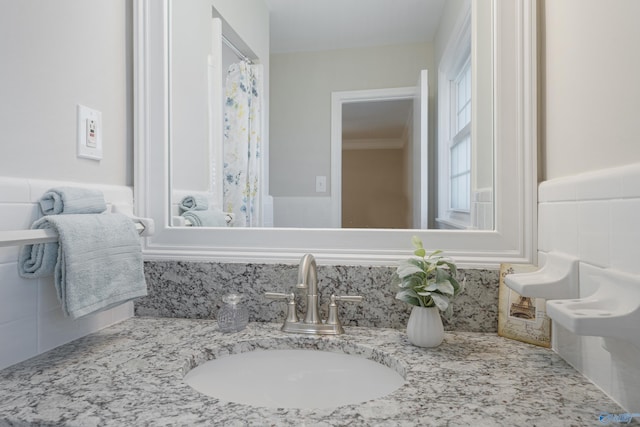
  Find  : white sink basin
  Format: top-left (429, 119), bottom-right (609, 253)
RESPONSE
top-left (184, 349), bottom-right (405, 408)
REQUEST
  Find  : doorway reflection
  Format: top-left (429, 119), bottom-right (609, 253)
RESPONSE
top-left (342, 99), bottom-right (413, 229)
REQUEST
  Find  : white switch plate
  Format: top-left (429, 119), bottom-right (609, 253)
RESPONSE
top-left (316, 175), bottom-right (327, 193)
top-left (77, 104), bottom-right (103, 160)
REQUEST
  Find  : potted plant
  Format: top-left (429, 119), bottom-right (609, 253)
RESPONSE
top-left (392, 236), bottom-right (464, 347)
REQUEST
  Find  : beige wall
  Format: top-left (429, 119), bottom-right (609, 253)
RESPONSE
top-left (342, 148), bottom-right (409, 229)
top-left (0, 1), bottom-right (131, 185)
top-left (542, 0), bottom-right (640, 180)
top-left (270, 42), bottom-right (433, 197)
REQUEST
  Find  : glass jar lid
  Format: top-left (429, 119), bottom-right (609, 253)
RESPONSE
top-left (222, 293), bottom-right (243, 305)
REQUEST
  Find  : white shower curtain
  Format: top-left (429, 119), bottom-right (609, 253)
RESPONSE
top-left (223, 61), bottom-right (263, 227)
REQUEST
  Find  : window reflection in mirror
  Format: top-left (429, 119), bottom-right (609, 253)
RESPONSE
top-left (169, 0), bottom-right (492, 230)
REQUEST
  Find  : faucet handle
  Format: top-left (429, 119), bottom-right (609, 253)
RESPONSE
top-left (326, 294), bottom-right (363, 326)
top-left (264, 292), bottom-right (299, 323)
top-left (333, 295), bottom-right (363, 303)
top-left (264, 292), bottom-right (292, 300)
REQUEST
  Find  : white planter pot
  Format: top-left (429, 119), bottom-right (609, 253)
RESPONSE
top-left (406, 306), bottom-right (444, 347)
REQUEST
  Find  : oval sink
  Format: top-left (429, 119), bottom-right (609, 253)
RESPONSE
top-left (184, 349), bottom-right (405, 408)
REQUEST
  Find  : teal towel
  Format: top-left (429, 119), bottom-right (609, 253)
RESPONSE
top-left (181, 210), bottom-right (227, 227)
top-left (179, 195), bottom-right (209, 213)
top-left (39, 187), bottom-right (107, 215)
top-left (18, 213), bottom-right (147, 319)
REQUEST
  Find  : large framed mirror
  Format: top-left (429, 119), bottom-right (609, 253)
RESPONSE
top-left (134, 0), bottom-right (537, 266)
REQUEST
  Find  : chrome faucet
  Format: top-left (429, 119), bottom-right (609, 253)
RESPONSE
top-left (265, 254), bottom-right (363, 335)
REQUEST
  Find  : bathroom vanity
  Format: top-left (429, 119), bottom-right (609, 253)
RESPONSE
top-left (0, 318), bottom-right (627, 426)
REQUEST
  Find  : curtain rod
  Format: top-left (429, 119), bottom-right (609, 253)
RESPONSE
top-left (222, 35), bottom-right (253, 64)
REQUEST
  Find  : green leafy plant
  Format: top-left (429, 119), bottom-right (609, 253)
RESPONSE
top-left (392, 236), bottom-right (464, 315)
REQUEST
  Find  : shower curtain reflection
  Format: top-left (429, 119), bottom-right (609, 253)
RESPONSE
top-left (222, 61), bottom-right (263, 227)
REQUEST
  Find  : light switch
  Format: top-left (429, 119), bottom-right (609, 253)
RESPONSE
top-left (316, 176), bottom-right (327, 193)
top-left (77, 104), bottom-right (102, 160)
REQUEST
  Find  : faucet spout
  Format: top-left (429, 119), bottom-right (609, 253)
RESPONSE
top-left (297, 254), bottom-right (321, 324)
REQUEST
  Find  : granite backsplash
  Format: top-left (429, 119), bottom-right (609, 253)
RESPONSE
top-left (137, 261), bottom-right (500, 332)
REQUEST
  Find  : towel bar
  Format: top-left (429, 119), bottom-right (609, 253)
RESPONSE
top-left (0, 219), bottom-right (152, 248)
top-left (172, 213), bottom-right (234, 227)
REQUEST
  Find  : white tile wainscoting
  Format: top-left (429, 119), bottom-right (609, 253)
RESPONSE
top-left (538, 162), bottom-right (640, 411)
top-left (0, 177), bottom-right (135, 370)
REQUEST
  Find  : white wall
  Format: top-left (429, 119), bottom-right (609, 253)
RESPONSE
top-left (211, 0), bottom-right (270, 62)
top-left (471, 0), bottom-right (493, 191)
top-left (0, 1), bottom-right (134, 369)
top-left (540, 0), bottom-right (640, 411)
top-left (171, 0), bottom-right (215, 192)
top-left (0, 1), bottom-right (132, 186)
top-left (270, 42), bottom-right (433, 198)
top-left (543, 0), bottom-right (640, 180)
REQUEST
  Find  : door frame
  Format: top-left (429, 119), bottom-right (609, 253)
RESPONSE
top-left (330, 87), bottom-right (418, 228)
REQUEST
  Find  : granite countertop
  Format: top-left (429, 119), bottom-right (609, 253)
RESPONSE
top-left (0, 317), bottom-right (629, 426)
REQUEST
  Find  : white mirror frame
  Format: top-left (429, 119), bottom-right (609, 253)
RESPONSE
top-left (133, 0), bottom-right (537, 267)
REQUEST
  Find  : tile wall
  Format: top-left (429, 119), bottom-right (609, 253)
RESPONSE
top-left (472, 187), bottom-right (493, 230)
top-left (538, 162), bottom-right (640, 411)
top-left (0, 177), bottom-right (136, 370)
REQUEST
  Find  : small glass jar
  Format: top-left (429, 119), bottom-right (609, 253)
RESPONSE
top-left (217, 293), bottom-right (248, 333)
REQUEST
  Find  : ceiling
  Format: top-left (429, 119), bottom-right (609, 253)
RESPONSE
top-left (265, 0), bottom-right (446, 54)
top-left (342, 99), bottom-right (413, 141)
